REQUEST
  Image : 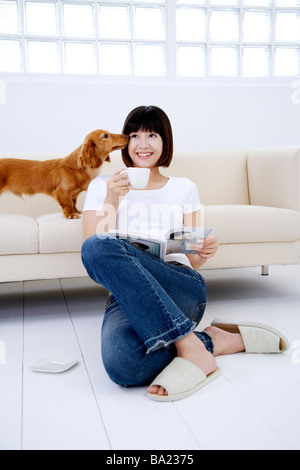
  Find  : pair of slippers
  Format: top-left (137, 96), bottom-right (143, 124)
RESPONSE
top-left (147, 320), bottom-right (289, 402)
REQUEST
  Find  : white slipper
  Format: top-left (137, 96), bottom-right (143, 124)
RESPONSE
top-left (147, 357), bottom-right (221, 402)
top-left (211, 320), bottom-right (289, 354)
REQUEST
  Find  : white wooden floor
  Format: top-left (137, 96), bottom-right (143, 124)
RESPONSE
top-left (1, 265), bottom-right (300, 450)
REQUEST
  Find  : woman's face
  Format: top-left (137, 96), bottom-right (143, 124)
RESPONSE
top-left (128, 130), bottom-right (163, 168)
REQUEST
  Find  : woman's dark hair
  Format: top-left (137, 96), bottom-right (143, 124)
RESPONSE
top-left (122, 106), bottom-right (173, 168)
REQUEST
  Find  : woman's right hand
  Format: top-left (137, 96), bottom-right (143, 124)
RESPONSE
top-left (106, 169), bottom-right (130, 204)
top-left (83, 170), bottom-right (130, 239)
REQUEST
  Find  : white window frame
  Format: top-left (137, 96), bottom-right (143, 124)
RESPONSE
top-left (0, 0), bottom-right (168, 75)
top-left (0, 0), bottom-right (299, 82)
top-left (175, 1), bottom-right (300, 78)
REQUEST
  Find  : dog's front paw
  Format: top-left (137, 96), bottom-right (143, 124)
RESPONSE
top-left (67, 213), bottom-right (81, 220)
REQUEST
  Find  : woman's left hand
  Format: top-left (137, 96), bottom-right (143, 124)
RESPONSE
top-left (188, 235), bottom-right (219, 259)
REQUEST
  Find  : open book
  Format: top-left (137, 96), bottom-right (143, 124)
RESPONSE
top-left (108, 227), bottom-right (212, 260)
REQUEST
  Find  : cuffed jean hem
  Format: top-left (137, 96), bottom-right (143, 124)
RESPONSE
top-left (195, 331), bottom-right (215, 355)
top-left (144, 320), bottom-right (197, 354)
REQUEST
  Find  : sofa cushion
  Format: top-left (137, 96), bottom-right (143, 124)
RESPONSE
top-left (0, 191), bottom-right (87, 219)
top-left (162, 151), bottom-right (250, 206)
top-left (0, 215), bottom-right (39, 255)
top-left (37, 214), bottom-right (85, 254)
top-left (205, 205), bottom-right (300, 244)
top-left (247, 147), bottom-right (300, 212)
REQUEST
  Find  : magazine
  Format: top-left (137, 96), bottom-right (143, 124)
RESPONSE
top-left (108, 227), bottom-right (212, 260)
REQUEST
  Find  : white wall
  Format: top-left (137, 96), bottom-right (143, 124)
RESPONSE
top-left (0, 75), bottom-right (300, 155)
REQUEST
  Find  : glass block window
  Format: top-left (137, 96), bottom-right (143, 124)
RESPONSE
top-left (134, 6), bottom-right (165, 40)
top-left (27, 40), bottom-right (59, 73)
top-left (134, 43), bottom-right (165, 76)
top-left (275, 11), bottom-right (300, 42)
top-left (63, 4), bottom-right (94, 38)
top-left (99, 43), bottom-right (131, 75)
top-left (275, 47), bottom-right (300, 75)
top-left (25, 2), bottom-right (57, 35)
top-left (98, 5), bottom-right (130, 39)
top-left (0, 0), bottom-right (166, 75)
top-left (64, 42), bottom-right (96, 74)
top-left (0, 1), bottom-right (19, 33)
top-left (243, 11), bottom-right (272, 43)
top-left (0, 39), bottom-right (21, 72)
top-left (242, 47), bottom-right (271, 77)
top-left (176, 7), bottom-right (206, 42)
top-left (210, 46), bottom-right (239, 76)
top-left (176, 0), bottom-right (300, 77)
top-left (177, 45), bottom-right (206, 77)
top-left (209, 10), bottom-right (240, 42)
top-left (0, 0), bottom-right (299, 77)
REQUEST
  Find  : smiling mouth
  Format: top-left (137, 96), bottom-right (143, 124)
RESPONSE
top-left (137, 153), bottom-right (153, 159)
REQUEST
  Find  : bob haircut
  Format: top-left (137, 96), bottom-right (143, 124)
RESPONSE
top-left (122, 106), bottom-right (173, 168)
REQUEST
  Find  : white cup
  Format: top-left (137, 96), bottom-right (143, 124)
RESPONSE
top-left (121, 168), bottom-right (150, 189)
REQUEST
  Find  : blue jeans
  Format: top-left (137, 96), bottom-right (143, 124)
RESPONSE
top-left (81, 235), bottom-right (214, 387)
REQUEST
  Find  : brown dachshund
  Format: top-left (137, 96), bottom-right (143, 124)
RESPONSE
top-left (0, 129), bottom-right (128, 219)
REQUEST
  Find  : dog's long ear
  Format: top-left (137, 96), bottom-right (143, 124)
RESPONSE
top-left (79, 137), bottom-right (104, 169)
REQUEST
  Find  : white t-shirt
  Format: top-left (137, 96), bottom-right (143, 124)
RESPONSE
top-left (83, 176), bottom-right (201, 267)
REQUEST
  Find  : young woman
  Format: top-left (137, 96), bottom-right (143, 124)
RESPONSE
top-left (82, 106), bottom-right (289, 402)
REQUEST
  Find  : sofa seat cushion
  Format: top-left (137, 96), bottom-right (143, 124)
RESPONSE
top-left (37, 214), bottom-right (85, 254)
top-left (205, 205), bottom-right (300, 244)
top-left (0, 215), bottom-right (39, 255)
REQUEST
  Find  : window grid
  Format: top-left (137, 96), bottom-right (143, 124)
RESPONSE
top-left (0, 0), bottom-right (167, 75)
top-left (0, 0), bottom-right (299, 77)
top-left (176, 2), bottom-right (300, 77)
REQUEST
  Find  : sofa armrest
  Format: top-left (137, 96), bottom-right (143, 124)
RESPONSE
top-left (247, 147), bottom-right (300, 212)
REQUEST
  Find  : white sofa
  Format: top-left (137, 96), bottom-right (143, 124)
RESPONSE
top-left (1, 147), bottom-right (300, 283)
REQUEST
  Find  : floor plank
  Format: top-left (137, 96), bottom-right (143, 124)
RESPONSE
top-left (216, 352), bottom-right (300, 449)
top-left (22, 279), bottom-right (110, 450)
top-left (0, 282), bottom-right (24, 451)
top-left (174, 375), bottom-right (292, 450)
top-left (203, 266), bottom-right (300, 449)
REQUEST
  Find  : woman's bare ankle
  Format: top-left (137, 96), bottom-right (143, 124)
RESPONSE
top-left (175, 332), bottom-right (217, 376)
top-left (204, 326), bottom-right (245, 356)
